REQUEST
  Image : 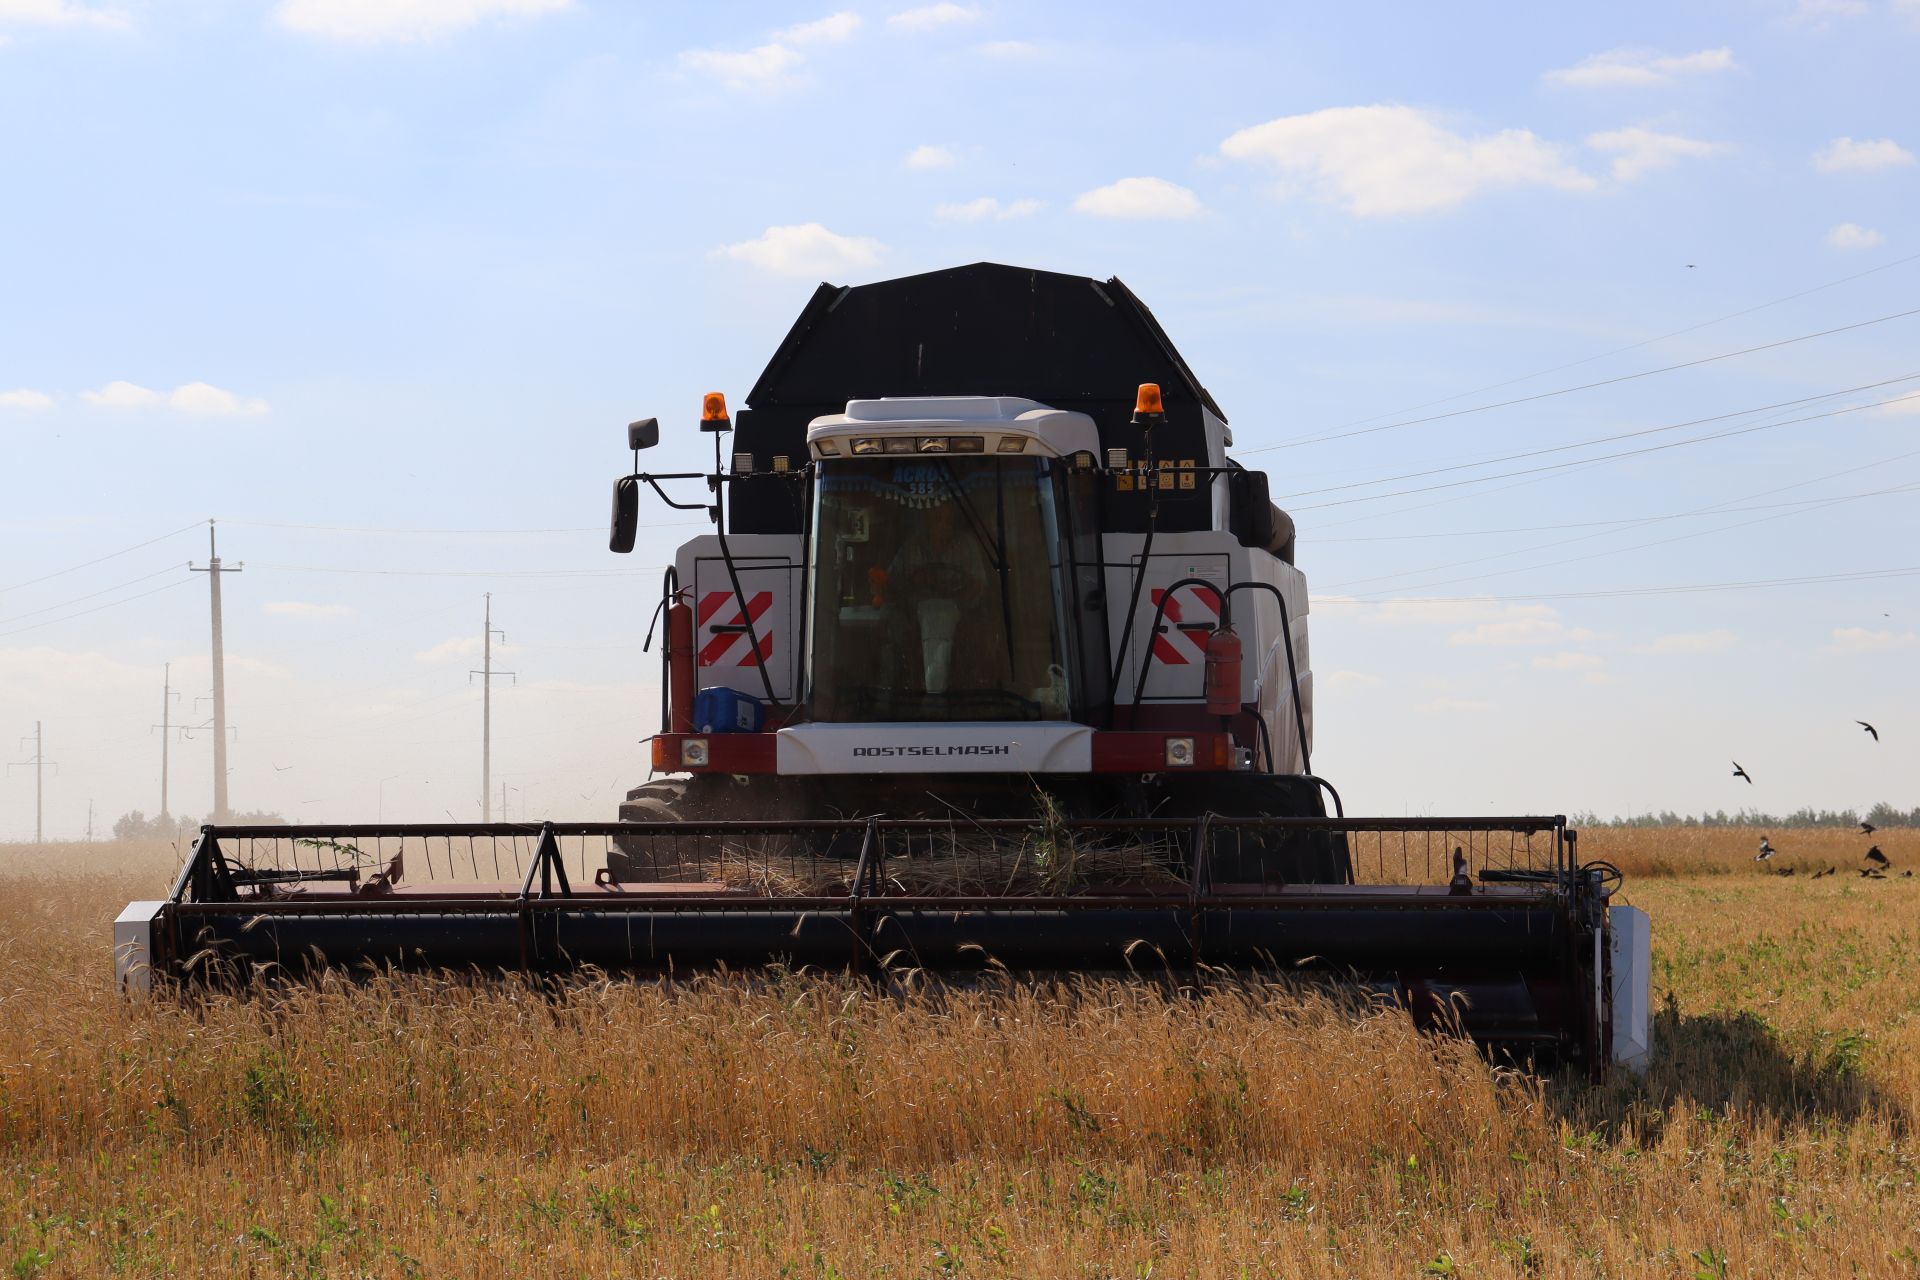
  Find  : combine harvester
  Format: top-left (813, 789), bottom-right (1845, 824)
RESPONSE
top-left (118, 264), bottom-right (1650, 1074)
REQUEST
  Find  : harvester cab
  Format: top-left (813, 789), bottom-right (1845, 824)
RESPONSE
top-left (123, 263), bottom-right (1652, 1078)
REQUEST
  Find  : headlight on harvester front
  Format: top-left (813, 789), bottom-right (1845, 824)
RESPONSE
top-left (681, 738), bottom-right (710, 768)
top-left (1165, 737), bottom-right (1195, 768)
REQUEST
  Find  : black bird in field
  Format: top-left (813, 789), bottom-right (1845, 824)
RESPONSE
top-left (1814, 866), bottom-right (1836, 879)
top-left (1755, 837), bottom-right (1777, 861)
top-left (1732, 761), bottom-right (1753, 784)
top-left (1861, 868), bottom-right (1886, 880)
top-left (1858, 721), bottom-right (1879, 742)
top-left (1866, 845), bottom-right (1890, 869)
top-left (1862, 821), bottom-right (1878, 835)
top-left (1776, 866), bottom-right (1797, 877)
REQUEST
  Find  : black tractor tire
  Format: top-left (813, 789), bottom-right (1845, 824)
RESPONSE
top-left (1151, 773), bottom-right (1353, 886)
top-left (610, 774), bottom-right (825, 882)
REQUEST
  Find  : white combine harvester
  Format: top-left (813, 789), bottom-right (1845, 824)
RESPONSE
top-left (120, 263), bottom-right (1650, 1075)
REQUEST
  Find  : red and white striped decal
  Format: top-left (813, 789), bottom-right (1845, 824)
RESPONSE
top-left (1147, 586), bottom-right (1221, 666)
top-left (696, 590), bottom-right (775, 667)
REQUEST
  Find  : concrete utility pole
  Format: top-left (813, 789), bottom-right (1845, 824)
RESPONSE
top-left (190, 521), bottom-right (242, 821)
top-left (470, 594), bottom-right (515, 822)
top-left (151, 662), bottom-right (181, 820)
top-left (8, 722), bottom-right (59, 844)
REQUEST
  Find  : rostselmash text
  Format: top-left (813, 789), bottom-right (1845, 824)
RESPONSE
top-left (852, 744), bottom-right (1015, 758)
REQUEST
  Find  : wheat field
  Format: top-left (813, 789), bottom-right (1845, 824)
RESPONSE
top-left (1, 830), bottom-right (1916, 1278)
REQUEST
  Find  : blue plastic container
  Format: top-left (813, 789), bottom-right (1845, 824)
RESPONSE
top-left (693, 686), bottom-right (766, 734)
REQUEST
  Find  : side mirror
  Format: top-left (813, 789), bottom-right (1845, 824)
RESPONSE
top-left (628, 418), bottom-right (660, 451)
top-left (609, 475), bottom-right (640, 553)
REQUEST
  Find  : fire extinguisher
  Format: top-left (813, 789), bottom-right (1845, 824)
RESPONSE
top-left (667, 598), bottom-right (695, 734)
top-left (1204, 619), bottom-right (1243, 717)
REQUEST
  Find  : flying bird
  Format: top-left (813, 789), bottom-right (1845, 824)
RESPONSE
top-left (1813, 866), bottom-right (1835, 879)
top-left (1862, 821), bottom-right (1878, 835)
top-left (1866, 845), bottom-right (1890, 869)
top-left (1858, 721), bottom-right (1879, 742)
top-left (273, 761), bottom-right (295, 772)
top-left (1732, 761), bottom-right (1753, 784)
top-left (1755, 837), bottom-right (1777, 861)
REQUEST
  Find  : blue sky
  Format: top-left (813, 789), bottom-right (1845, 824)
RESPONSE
top-left (2, 0), bottom-right (1916, 836)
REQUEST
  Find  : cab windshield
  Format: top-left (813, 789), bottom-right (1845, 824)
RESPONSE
top-left (806, 456), bottom-right (1071, 722)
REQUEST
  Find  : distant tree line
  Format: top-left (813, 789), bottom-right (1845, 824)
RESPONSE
top-left (111, 810), bottom-right (287, 840)
top-left (1573, 803), bottom-right (1918, 829)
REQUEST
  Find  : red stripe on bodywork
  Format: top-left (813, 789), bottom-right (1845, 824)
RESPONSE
top-left (698, 592), bottom-right (773, 666)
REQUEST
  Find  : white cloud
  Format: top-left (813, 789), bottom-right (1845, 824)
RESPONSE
top-left (1324, 670), bottom-right (1383, 692)
top-left (1219, 105), bottom-right (1595, 217)
top-left (81, 380), bottom-right (268, 415)
top-left (0, 0), bottom-right (127, 30)
top-left (774, 11), bottom-right (861, 44)
top-left (1789, 0), bottom-right (1870, 25)
top-left (935, 196), bottom-right (1041, 221)
top-left (905, 144), bottom-right (956, 170)
top-left (1813, 136), bottom-right (1915, 173)
top-left (80, 380), bottom-right (162, 409)
top-left (1531, 651), bottom-right (1604, 672)
top-left (1634, 629), bottom-right (1736, 655)
top-left (680, 11), bottom-right (861, 91)
top-left (1416, 696), bottom-right (1491, 714)
top-left (1441, 604), bottom-right (1594, 648)
top-left (1072, 176), bottom-right (1201, 220)
top-left (1826, 222), bottom-right (1885, 250)
top-left (0, 388), bottom-right (53, 410)
top-left (264, 601), bottom-right (355, 620)
top-left (1829, 627), bottom-right (1919, 653)
top-left (168, 382), bottom-right (271, 415)
top-left (974, 39), bottom-right (1037, 58)
top-left (888, 3), bottom-right (979, 30)
top-left (1544, 46), bottom-right (1734, 89)
top-left (678, 41), bottom-right (803, 89)
top-left (274, 0), bottom-right (570, 43)
top-left (415, 635), bottom-right (517, 663)
top-left (1586, 127), bottom-right (1722, 181)
top-left (715, 223), bottom-right (884, 276)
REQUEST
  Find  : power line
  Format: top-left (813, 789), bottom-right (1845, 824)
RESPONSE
top-left (1329, 479), bottom-right (1920, 596)
top-left (0, 578), bottom-right (195, 640)
top-left (1276, 373), bottom-right (1920, 501)
top-left (6, 722), bottom-right (58, 845)
top-left (1289, 389), bottom-right (1920, 512)
top-left (1280, 249), bottom-right (1920, 442)
top-left (1247, 305), bottom-right (1920, 453)
top-left (0, 564), bottom-right (185, 628)
top-left (1313, 444), bottom-right (1920, 542)
top-left (1317, 563), bottom-right (1920, 606)
top-left (189, 521), bottom-right (241, 822)
top-left (219, 519), bottom-right (701, 535)
top-left (249, 562), bottom-right (665, 578)
top-left (0, 521), bottom-right (201, 596)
